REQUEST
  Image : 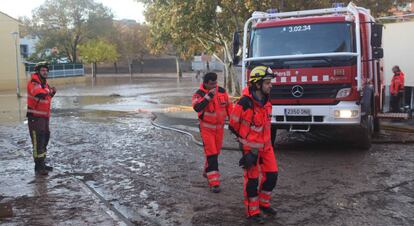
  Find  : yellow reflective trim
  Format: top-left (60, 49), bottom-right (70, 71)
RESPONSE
top-left (32, 131), bottom-right (38, 158)
top-left (37, 152), bottom-right (46, 158)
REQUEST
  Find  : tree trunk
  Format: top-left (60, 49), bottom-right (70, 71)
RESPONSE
top-left (94, 62), bottom-right (98, 77)
top-left (128, 58), bottom-right (133, 78)
top-left (139, 54), bottom-right (144, 73)
top-left (175, 55), bottom-right (182, 79)
top-left (72, 45), bottom-right (77, 64)
top-left (224, 58), bottom-right (233, 94)
top-left (91, 62), bottom-right (96, 78)
top-left (139, 60), bottom-right (144, 73)
top-left (223, 44), bottom-right (241, 96)
top-left (114, 62), bottom-right (118, 74)
top-left (223, 50), bottom-right (228, 89)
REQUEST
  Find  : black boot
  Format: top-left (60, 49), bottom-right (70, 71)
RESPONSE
top-left (248, 214), bottom-right (265, 224)
top-left (44, 165), bottom-right (53, 171)
top-left (210, 185), bottom-right (221, 193)
top-left (35, 158), bottom-right (48, 176)
top-left (44, 159), bottom-right (53, 172)
top-left (260, 206), bottom-right (277, 216)
top-left (34, 159), bottom-right (40, 172)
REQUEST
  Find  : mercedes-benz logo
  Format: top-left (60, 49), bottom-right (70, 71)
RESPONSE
top-left (291, 85), bottom-right (304, 98)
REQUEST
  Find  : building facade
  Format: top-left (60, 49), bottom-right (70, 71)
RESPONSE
top-left (0, 11), bottom-right (25, 93)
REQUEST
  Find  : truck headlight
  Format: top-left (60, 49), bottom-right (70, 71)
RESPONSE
top-left (334, 110), bottom-right (359, 118)
top-left (336, 88), bottom-right (351, 98)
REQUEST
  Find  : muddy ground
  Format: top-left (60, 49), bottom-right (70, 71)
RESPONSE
top-left (0, 74), bottom-right (413, 225)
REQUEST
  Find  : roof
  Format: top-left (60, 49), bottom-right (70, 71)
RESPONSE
top-left (0, 11), bottom-right (21, 23)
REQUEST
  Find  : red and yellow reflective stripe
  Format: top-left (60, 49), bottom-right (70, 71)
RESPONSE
top-left (28, 95), bottom-right (49, 104)
top-left (250, 125), bottom-right (263, 132)
top-left (27, 109), bottom-right (48, 115)
top-left (200, 122), bottom-right (224, 129)
top-left (238, 138), bottom-right (265, 148)
top-left (206, 170), bottom-right (219, 176)
top-left (259, 198), bottom-right (270, 204)
top-left (231, 115), bottom-right (240, 122)
top-left (261, 191), bottom-right (271, 195)
top-left (204, 112), bottom-right (216, 117)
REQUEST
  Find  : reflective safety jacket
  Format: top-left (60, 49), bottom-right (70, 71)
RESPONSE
top-left (27, 73), bottom-right (53, 118)
top-left (229, 87), bottom-right (272, 151)
top-left (390, 72), bottom-right (404, 96)
top-left (192, 84), bottom-right (233, 129)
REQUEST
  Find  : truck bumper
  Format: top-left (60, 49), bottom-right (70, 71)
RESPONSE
top-left (271, 101), bottom-right (361, 125)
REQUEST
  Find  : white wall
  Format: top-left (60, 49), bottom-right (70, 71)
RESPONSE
top-left (383, 21), bottom-right (414, 86)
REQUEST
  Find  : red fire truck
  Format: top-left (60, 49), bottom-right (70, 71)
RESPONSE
top-left (232, 3), bottom-right (384, 149)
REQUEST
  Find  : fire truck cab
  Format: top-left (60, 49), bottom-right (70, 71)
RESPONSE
top-left (233, 3), bottom-right (384, 149)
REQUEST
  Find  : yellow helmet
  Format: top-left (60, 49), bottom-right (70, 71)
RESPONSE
top-left (249, 66), bottom-right (274, 83)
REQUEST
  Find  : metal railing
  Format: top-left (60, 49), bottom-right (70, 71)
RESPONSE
top-left (25, 63), bottom-right (85, 78)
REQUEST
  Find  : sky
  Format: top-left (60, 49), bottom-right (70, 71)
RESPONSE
top-left (0, 0), bottom-right (146, 22)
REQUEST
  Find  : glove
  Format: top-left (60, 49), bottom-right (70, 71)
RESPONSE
top-left (208, 88), bottom-right (216, 98)
top-left (49, 87), bottom-right (57, 97)
top-left (239, 149), bottom-right (258, 169)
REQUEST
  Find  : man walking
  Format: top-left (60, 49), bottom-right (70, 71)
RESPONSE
top-left (192, 72), bottom-right (233, 193)
top-left (27, 62), bottom-right (56, 175)
top-left (229, 66), bottom-right (278, 223)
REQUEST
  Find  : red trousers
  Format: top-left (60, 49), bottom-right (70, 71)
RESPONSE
top-left (200, 125), bottom-right (224, 187)
top-left (243, 146), bottom-right (278, 216)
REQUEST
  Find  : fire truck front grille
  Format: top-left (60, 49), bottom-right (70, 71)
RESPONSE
top-left (274, 116), bottom-right (325, 122)
top-left (270, 84), bottom-right (351, 99)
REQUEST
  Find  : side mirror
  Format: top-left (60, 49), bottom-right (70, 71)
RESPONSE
top-left (232, 31), bottom-right (241, 65)
top-left (371, 24), bottom-right (383, 47)
top-left (372, 47), bottom-right (384, 59)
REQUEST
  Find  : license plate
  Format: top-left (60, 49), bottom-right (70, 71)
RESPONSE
top-left (285, 108), bottom-right (311, 116)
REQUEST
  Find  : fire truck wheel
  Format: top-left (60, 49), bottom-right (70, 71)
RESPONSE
top-left (373, 117), bottom-right (380, 133)
top-left (271, 125), bottom-right (277, 147)
top-left (357, 114), bottom-right (373, 150)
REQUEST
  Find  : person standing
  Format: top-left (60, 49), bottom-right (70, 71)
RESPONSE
top-left (390, 65), bottom-right (405, 112)
top-left (27, 62), bottom-right (56, 175)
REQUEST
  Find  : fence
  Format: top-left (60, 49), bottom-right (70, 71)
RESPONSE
top-left (191, 56), bottom-right (224, 72)
top-left (25, 63), bottom-right (84, 78)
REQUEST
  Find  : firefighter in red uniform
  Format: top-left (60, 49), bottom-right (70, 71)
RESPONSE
top-left (192, 72), bottom-right (233, 193)
top-left (229, 66), bottom-right (278, 224)
top-left (27, 62), bottom-right (57, 175)
top-left (390, 65), bottom-right (405, 112)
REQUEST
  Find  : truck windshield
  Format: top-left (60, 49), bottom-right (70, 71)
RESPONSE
top-left (250, 22), bottom-right (354, 57)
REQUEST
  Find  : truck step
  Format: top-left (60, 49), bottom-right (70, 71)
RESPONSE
top-left (377, 113), bottom-right (410, 119)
